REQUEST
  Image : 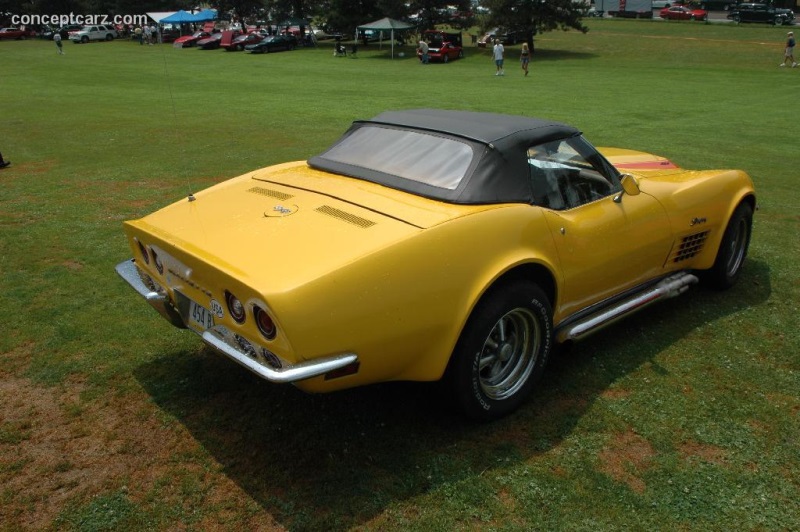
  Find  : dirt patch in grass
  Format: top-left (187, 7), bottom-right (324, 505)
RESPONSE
top-left (2, 160), bottom-right (56, 176)
top-left (600, 387), bottom-right (632, 400)
top-left (597, 429), bottom-right (655, 494)
top-left (678, 440), bottom-right (728, 466)
top-left (0, 370), bottom-right (282, 529)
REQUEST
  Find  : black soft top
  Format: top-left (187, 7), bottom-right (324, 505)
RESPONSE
top-left (308, 109), bottom-right (581, 205)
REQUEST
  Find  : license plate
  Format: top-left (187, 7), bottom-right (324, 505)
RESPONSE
top-left (188, 299), bottom-right (214, 331)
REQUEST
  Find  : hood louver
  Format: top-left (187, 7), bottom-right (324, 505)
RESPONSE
top-left (248, 186), bottom-right (294, 201)
top-left (315, 205), bottom-right (376, 228)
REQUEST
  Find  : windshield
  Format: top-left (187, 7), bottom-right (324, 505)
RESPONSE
top-left (527, 135), bottom-right (621, 210)
top-left (319, 125), bottom-right (475, 190)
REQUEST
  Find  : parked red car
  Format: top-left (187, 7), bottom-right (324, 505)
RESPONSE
top-left (0, 27), bottom-right (32, 40)
top-left (418, 30), bottom-right (463, 63)
top-left (197, 30), bottom-right (240, 50)
top-left (659, 6), bottom-right (708, 20)
top-left (196, 32), bottom-right (223, 49)
top-left (174, 31), bottom-right (212, 48)
top-left (223, 31), bottom-right (266, 51)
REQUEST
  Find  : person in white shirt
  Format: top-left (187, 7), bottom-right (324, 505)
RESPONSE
top-left (53, 32), bottom-right (64, 55)
top-left (418, 40), bottom-right (429, 64)
top-left (493, 39), bottom-right (505, 76)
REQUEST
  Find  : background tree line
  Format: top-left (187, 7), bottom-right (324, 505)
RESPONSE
top-left (2, 0), bottom-right (588, 49)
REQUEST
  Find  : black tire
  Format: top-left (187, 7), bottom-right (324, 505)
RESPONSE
top-left (701, 202), bottom-right (753, 290)
top-left (106, 34), bottom-right (113, 41)
top-left (81, 36), bottom-right (88, 43)
top-left (448, 281), bottom-right (552, 421)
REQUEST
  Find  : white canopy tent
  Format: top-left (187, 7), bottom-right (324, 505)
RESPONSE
top-left (356, 17), bottom-right (415, 58)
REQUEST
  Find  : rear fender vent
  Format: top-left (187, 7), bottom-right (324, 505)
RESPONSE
top-left (672, 231), bottom-right (710, 263)
top-left (315, 205), bottom-right (376, 228)
top-left (248, 187), bottom-right (294, 201)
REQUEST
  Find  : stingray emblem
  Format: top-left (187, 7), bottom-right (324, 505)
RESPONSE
top-left (264, 204), bottom-right (298, 217)
top-left (690, 217), bottom-right (707, 226)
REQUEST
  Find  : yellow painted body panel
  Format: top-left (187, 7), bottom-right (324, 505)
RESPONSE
top-left (123, 150), bottom-right (755, 393)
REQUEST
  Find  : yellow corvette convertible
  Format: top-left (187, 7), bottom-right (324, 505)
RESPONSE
top-left (117, 110), bottom-right (756, 420)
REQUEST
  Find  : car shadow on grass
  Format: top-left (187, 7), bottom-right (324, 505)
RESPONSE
top-left (134, 259), bottom-right (770, 530)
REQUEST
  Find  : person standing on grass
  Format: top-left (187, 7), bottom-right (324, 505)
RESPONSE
top-left (520, 42), bottom-right (530, 76)
top-left (418, 40), bottom-right (429, 64)
top-left (780, 31), bottom-right (796, 67)
top-left (493, 39), bottom-right (505, 76)
top-left (53, 32), bottom-right (64, 55)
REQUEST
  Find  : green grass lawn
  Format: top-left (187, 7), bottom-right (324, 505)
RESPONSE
top-left (1, 19), bottom-right (798, 530)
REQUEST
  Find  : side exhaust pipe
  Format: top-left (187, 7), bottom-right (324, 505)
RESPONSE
top-left (556, 272), bottom-right (698, 343)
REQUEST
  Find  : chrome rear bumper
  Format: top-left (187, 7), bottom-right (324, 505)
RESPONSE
top-left (116, 258), bottom-right (358, 383)
top-left (115, 259), bottom-right (186, 328)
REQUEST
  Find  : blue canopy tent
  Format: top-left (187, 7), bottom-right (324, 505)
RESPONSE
top-left (190, 9), bottom-right (217, 22)
top-left (160, 10), bottom-right (197, 24)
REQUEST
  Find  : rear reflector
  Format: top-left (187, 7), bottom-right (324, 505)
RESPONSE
top-left (324, 361), bottom-right (360, 380)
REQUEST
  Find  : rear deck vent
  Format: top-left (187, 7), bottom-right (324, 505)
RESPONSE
top-left (248, 187), bottom-right (294, 201)
top-left (315, 205), bottom-right (376, 228)
top-left (673, 231), bottom-right (709, 263)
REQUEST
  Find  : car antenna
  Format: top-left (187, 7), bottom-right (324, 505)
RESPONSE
top-left (157, 36), bottom-right (197, 203)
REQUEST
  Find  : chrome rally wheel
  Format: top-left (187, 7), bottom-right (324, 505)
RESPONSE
top-left (701, 201), bottom-right (753, 290)
top-left (478, 308), bottom-right (540, 401)
top-left (449, 281), bottom-right (552, 421)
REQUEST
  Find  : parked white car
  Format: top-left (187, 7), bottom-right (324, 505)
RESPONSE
top-left (69, 24), bottom-right (118, 43)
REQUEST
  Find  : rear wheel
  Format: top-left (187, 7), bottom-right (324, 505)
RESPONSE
top-left (448, 281), bottom-right (552, 421)
top-left (701, 202), bottom-right (753, 290)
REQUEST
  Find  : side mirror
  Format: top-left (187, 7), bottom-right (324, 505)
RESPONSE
top-left (614, 173), bottom-right (640, 203)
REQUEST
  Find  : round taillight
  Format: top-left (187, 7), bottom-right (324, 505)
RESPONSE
top-left (225, 291), bottom-right (245, 323)
top-left (254, 305), bottom-right (276, 340)
top-left (137, 240), bottom-right (150, 264)
top-left (150, 248), bottom-right (164, 274)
